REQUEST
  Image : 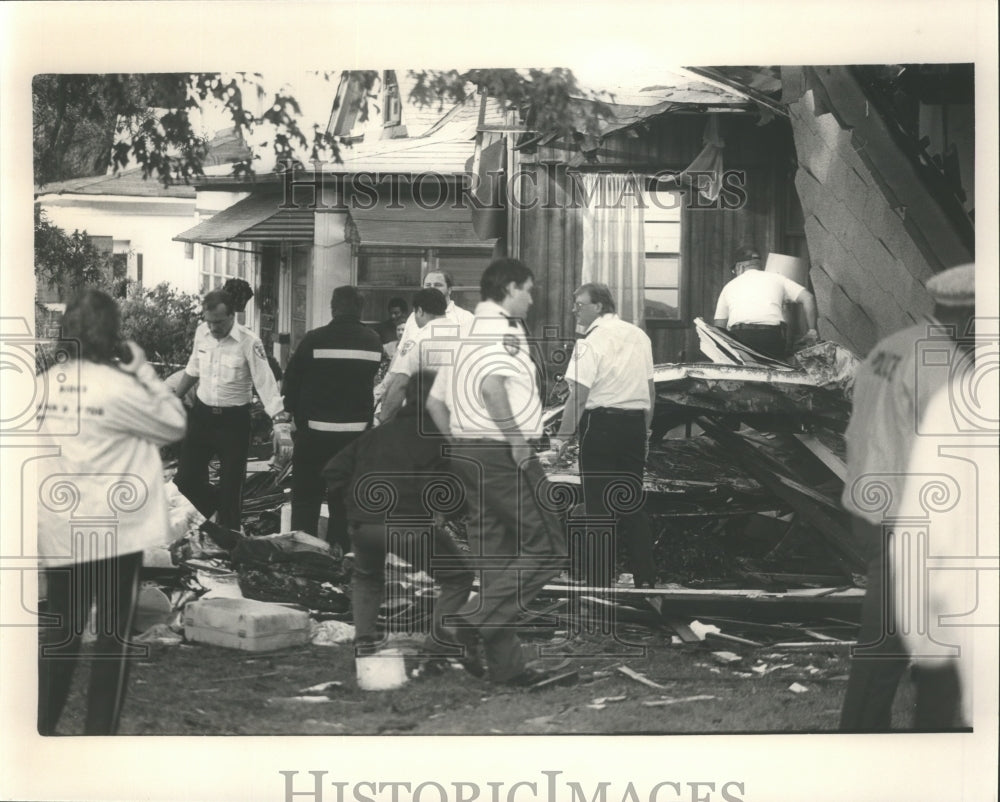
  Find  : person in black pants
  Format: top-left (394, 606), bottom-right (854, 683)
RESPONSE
top-left (281, 286), bottom-right (382, 550)
top-left (553, 282), bottom-right (657, 588)
top-left (36, 289), bottom-right (187, 734)
top-left (172, 289), bottom-right (288, 531)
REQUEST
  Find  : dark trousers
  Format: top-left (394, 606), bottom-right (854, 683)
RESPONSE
top-left (292, 428), bottom-right (362, 549)
top-left (174, 400), bottom-right (251, 532)
top-left (728, 324), bottom-right (787, 360)
top-left (38, 552), bottom-right (143, 735)
top-left (840, 517), bottom-right (963, 731)
top-left (452, 442), bottom-right (566, 682)
top-left (578, 409), bottom-right (656, 588)
top-left (350, 521), bottom-right (474, 649)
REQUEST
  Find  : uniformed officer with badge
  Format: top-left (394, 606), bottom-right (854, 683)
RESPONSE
top-left (172, 288), bottom-right (288, 532)
top-left (839, 262), bottom-right (976, 731)
top-left (552, 282), bottom-right (657, 589)
top-left (427, 258), bottom-right (567, 686)
top-left (281, 286), bottom-right (383, 548)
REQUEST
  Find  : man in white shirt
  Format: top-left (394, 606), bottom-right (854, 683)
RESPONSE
top-left (552, 282), bottom-right (657, 588)
top-left (839, 262), bottom-right (975, 731)
top-left (393, 269), bottom-right (475, 352)
top-left (172, 289), bottom-right (289, 531)
top-left (426, 258), bottom-right (566, 686)
top-left (376, 287), bottom-right (459, 424)
top-left (713, 247), bottom-right (818, 359)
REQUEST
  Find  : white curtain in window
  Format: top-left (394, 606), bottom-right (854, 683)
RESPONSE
top-left (580, 172), bottom-right (646, 327)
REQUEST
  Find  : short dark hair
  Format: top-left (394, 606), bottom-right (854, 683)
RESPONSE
top-left (203, 289), bottom-right (235, 315)
top-left (388, 297), bottom-right (408, 313)
top-left (480, 258), bottom-right (533, 303)
top-left (423, 270), bottom-right (454, 289)
top-left (411, 288), bottom-right (447, 317)
top-left (734, 246), bottom-right (761, 264)
top-left (61, 288), bottom-right (121, 363)
top-left (576, 282), bottom-right (615, 315)
top-left (330, 286), bottom-right (364, 317)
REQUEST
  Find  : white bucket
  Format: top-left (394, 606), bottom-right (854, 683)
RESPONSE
top-left (356, 648), bottom-right (408, 691)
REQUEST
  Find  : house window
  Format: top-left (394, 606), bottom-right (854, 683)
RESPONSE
top-left (199, 243), bottom-right (258, 325)
top-left (642, 190), bottom-right (683, 321)
top-left (383, 73), bottom-right (402, 127)
top-left (355, 247), bottom-right (491, 322)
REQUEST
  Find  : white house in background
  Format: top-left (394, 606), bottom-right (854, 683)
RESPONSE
top-left (35, 168), bottom-right (198, 294)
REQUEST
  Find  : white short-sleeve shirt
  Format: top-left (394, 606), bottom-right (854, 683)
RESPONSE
top-left (429, 300), bottom-right (542, 440)
top-left (567, 314), bottom-right (654, 410)
top-left (714, 269), bottom-right (807, 327)
top-left (184, 321), bottom-right (283, 416)
top-left (390, 317), bottom-right (464, 379)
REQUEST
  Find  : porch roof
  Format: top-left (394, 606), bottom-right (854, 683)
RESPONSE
top-left (347, 204), bottom-right (491, 249)
top-left (173, 192), bottom-right (313, 244)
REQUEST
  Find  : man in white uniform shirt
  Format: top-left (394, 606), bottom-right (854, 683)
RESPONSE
top-left (713, 247), bottom-right (818, 359)
top-left (553, 282), bottom-right (657, 588)
top-left (173, 289), bottom-right (289, 531)
top-left (376, 287), bottom-right (458, 424)
top-left (393, 269), bottom-right (475, 353)
top-left (427, 258), bottom-right (566, 686)
top-left (838, 263), bottom-right (975, 731)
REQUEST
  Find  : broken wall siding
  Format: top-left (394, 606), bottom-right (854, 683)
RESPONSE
top-left (783, 67), bottom-right (973, 357)
top-left (517, 115), bottom-right (802, 364)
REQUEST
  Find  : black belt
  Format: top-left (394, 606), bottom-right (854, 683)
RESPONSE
top-left (729, 322), bottom-right (785, 331)
top-left (195, 398), bottom-right (250, 415)
top-left (586, 407), bottom-right (645, 417)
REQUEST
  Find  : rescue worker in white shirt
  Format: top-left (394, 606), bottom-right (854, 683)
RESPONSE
top-left (838, 262), bottom-right (975, 732)
top-left (713, 247), bottom-right (819, 359)
top-left (552, 282), bottom-right (657, 589)
top-left (281, 286), bottom-right (383, 549)
top-left (393, 269), bottom-right (475, 357)
top-left (426, 258), bottom-right (567, 686)
top-left (172, 289), bottom-right (288, 532)
top-left (376, 287), bottom-right (457, 424)
top-left (36, 289), bottom-right (186, 734)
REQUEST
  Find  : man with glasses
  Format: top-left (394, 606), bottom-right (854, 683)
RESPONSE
top-left (172, 288), bottom-right (289, 532)
top-left (713, 246), bottom-right (818, 359)
top-left (551, 283), bottom-right (657, 589)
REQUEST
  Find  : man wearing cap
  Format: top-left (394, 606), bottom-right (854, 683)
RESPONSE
top-left (839, 262), bottom-right (975, 731)
top-left (172, 289), bottom-right (288, 532)
top-left (551, 282), bottom-right (657, 589)
top-left (426, 258), bottom-right (567, 686)
top-left (713, 247), bottom-right (819, 359)
top-left (281, 286), bottom-right (383, 549)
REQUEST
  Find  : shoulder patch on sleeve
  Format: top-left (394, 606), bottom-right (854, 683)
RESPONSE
top-left (399, 339), bottom-right (415, 357)
top-left (573, 341), bottom-right (588, 359)
top-left (503, 334), bottom-right (520, 356)
top-left (253, 341), bottom-right (267, 360)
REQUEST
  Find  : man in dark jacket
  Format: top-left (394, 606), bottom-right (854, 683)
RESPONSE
top-left (323, 373), bottom-right (477, 669)
top-left (282, 286), bottom-right (382, 548)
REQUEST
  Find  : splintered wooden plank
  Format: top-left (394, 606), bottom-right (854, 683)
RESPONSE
top-left (793, 434), bottom-right (847, 481)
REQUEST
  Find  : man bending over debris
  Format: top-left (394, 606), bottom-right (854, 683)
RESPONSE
top-left (323, 372), bottom-right (477, 671)
top-left (839, 262), bottom-right (975, 731)
top-left (713, 247), bottom-right (818, 359)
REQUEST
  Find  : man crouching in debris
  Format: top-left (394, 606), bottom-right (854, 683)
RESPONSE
top-left (322, 372), bottom-right (479, 673)
top-left (839, 262), bottom-right (975, 731)
top-left (713, 247), bottom-right (819, 359)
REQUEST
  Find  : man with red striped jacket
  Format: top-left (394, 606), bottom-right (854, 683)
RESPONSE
top-left (281, 286), bottom-right (383, 549)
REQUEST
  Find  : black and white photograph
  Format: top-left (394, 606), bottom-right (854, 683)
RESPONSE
top-left (1, 2), bottom-right (997, 801)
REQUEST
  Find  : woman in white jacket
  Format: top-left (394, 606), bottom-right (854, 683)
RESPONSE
top-left (36, 289), bottom-right (187, 735)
